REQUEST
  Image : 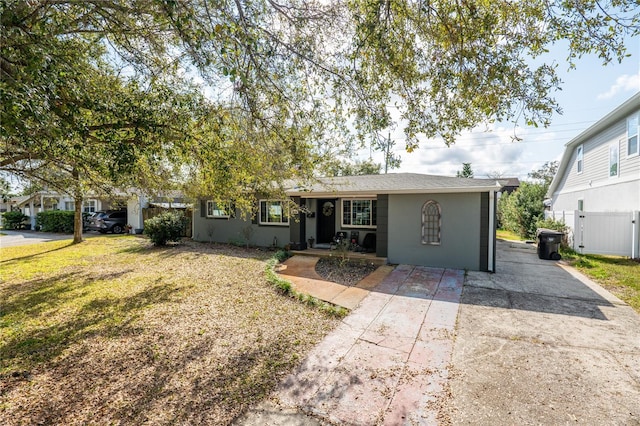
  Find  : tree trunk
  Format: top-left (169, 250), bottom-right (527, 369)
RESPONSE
top-left (72, 168), bottom-right (83, 244)
top-left (73, 196), bottom-right (83, 244)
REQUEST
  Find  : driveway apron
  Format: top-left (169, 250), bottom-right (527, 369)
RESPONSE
top-left (449, 240), bottom-right (640, 424)
top-left (238, 264), bottom-right (464, 425)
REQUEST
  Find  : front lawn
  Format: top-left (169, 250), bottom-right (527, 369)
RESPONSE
top-left (562, 251), bottom-right (640, 313)
top-left (0, 237), bottom-right (339, 425)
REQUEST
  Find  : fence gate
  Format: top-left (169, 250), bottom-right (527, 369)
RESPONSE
top-left (576, 211), bottom-right (634, 256)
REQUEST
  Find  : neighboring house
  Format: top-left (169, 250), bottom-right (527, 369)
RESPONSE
top-left (9, 192), bottom-right (119, 229)
top-left (546, 92), bottom-right (640, 258)
top-left (7, 190), bottom-right (174, 232)
top-left (499, 177), bottom-right (520, 194)
top-left (192, 173), bottom-right (504, 272)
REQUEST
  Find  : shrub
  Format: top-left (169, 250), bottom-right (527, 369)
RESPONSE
top-left (535, 217), bottom-right (570, 248)
top-left (498, 182), bottom-right (547, 239)
top-left (274, 249), bottom-right (290, 263)
top-left (144, 211), bottom-right (188, 246)
top-left (2, 211), bottom-right (29, 230)
top-left (36, 210), bottom-right (75, 233)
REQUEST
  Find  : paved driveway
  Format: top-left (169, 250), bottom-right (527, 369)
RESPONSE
top-left (449, 240), bottom-right (640, 424)
top-left (0, 230), bottom-right (103, 248)
top-left (238, 264), bottom-right (465, 425)
top-left (238, 240), bottom-right (639, 425)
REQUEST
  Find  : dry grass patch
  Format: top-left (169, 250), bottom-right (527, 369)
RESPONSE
top-left (0, 237), bottom-right (340, 425)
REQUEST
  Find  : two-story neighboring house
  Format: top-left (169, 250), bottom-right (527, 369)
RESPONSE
top-left (546, 92), bottom-right (640, 258)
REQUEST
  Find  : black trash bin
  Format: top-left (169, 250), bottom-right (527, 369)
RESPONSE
top-left (536, 228), bottom-right (563, 260)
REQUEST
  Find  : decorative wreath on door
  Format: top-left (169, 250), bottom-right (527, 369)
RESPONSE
top-left (322, 201), bottom-right (334, 216)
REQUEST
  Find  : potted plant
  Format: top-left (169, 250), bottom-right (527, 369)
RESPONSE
top-left (307, 236), bottom-right (315, 248)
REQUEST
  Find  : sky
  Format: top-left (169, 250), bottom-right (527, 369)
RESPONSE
top-left (372, 37), bottom-right (640, 180)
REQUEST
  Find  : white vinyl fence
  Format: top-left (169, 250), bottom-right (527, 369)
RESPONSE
top-left (546, 210), bottom-right (640, 258)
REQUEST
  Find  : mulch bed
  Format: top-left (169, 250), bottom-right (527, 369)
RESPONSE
top-left (315, 257), bottom-right (378, 286)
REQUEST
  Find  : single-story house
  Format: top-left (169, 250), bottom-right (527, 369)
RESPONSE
top-left (546, 92), bottom-right (640, 257)
top-left (6, 189), bottom-right (188, 233)
top-left (8, 191), bottom-right (124, 229)
top-left (192, 173), bottom-right (504, 272)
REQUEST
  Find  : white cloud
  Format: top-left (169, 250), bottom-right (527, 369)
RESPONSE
top-left (597, 72), bottom-right (640, 100)
top-left (377, 125), bottom-right (560, 180)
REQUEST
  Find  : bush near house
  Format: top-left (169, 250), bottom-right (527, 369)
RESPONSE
top-left (1, 210), bottom-right (29, 229)
top-left (498, 182), bottom-right (546, 239)
top-left (535, 217), bottom-right (570, 248)
top-left (36, 210), bottom-right (75, 233)
top-left (144, 210), bottom-right (188, 246)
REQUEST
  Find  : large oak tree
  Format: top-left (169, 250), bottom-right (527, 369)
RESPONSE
top-left (1, 0), bottom-right (638, 239)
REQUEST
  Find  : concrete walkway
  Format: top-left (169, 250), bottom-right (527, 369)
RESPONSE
top-left (449, 240), bottom-right (640, 424)
top-left (275, 256), bottom-right (395, 309)
top-left (237, 258), bottom-right (465, 425)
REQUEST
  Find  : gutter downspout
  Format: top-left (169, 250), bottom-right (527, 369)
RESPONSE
top-left (488, 190), bottom-right (495, 272)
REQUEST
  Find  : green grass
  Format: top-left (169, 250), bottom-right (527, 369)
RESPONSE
top-left (497, 229), bottom-right (527, 241)
top-left (562, 250), bottom-right (640, 313)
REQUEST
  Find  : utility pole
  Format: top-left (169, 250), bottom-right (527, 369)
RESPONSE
top-left (384, 132), bottom-right (390, 174)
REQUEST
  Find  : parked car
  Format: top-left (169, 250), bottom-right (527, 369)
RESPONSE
top-left (87, 210), bottom-right (128, 234)
top-left (82, 212), bottom-right (97, 231)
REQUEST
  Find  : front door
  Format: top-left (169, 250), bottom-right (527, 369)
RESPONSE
top-left (317, 199), bottom-right (336, 243)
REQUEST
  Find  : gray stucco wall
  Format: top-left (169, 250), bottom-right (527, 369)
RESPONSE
top-left (192, 200), bottom-right (290, 248)
top-left (387, 193), bottom-right (482, 270)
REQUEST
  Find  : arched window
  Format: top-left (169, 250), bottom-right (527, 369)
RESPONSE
top-left (421, 200), bottom-right (441, 245)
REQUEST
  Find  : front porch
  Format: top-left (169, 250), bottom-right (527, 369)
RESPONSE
top-left (289, 247), bottom-right (388, 266)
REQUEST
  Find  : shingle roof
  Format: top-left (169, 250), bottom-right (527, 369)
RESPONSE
top-left (503, 177), bottom-right (520, 187)
top-left (286, 173), bottom-right (503, 197)
top-left (10, 195), bottom-right (34, 206)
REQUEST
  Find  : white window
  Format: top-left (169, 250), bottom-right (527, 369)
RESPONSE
top-left (421, 200), bottom-right (441, 245)
top-left (83, 200), bottom-right (96, 213)
top-left (628, 113), bottom-right (639, 157)
top-left (259, 200), bottom-right (288, 225)
top-left (576, 144), bottom-right (583, 174)
top-left (64, 201), bottom-right (74, 211)
top-left (342, 199), bottom-right (377, 228)
top-left (578, 199), bottom-right (584, 211)
top-left (206, 201), bottom-right (233, 218)
top-left (609, 143), bottom-right (619, 177)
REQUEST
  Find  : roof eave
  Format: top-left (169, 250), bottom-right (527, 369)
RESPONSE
top-left (548, 92), bottom-right (640, 197)
top-left (286, 186), bottom-right (502, 197)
